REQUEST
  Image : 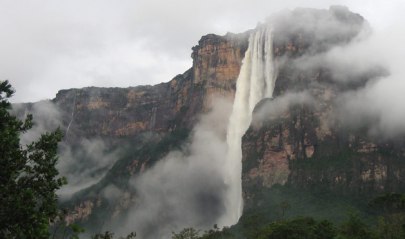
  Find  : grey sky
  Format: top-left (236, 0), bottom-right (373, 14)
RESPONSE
top-left (1, 0), bottom-right (404, 102)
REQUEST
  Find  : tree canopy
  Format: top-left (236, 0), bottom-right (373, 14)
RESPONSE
top-left (0, 80), bottom-right (65, 238)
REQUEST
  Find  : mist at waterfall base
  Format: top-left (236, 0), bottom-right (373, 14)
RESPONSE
top-left (111, 99), bottom-right (232, 238)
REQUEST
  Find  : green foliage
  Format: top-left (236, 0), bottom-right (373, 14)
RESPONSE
top-left (369, 193), bottom-right (405, 213)
top-left (183, 214), bottom-right (388, 239)
top-left (257, 217), bottom-right (336, 239)
top-left (172, 228), bottom-right (200, 239)
top-left (237, 213), bottom-right (267, 238)
top-left (0, 80), bottom-right (65, 238)
top-left (376, 215), bottom-right (405, 239)
top-left (175, 218), bottom-right (338, 239)
top-left (69, 223), bottom-right (86, 239)
top-left (336, 213), bottom-right (377, 239)
top-left (92, 231), bottom-right (136, 239)
top-left (279, 200), bottom-right (291, 219)
top-left (199, 225), bottom-right (233, 239)
top-left (93, 231), bottom-right (114, 239)
top-left (369, 193), bottom-right (405, 239)
top-left (51, 222), bottom-right (85, 239)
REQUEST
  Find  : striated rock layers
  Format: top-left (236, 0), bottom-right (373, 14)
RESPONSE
top-left (54, 32), bottom-right (248, 142)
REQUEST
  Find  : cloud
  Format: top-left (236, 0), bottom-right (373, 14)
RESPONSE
top-left (252, 91), bottom-right (315, 125)
top-left (250, 5), bottom-right (405, 139)
top-left (334, 71), bottom-right (405, 138)
top-left (12, 100), bottom-right (63, 145)
top-left (11, 100), bottom-right (119, 199)
top-left (270, 6), bottom-right (366, 52)
top-left (111, 98), bottom-right (232, 238)
top-left (102, 184), bottom-right (124, 203)
top-left (57, 138), bottom-right (121, 200)
top-left (325, 18), bottom-right (405, 137)
top-left (2, 0), bottom-right (404, 103)
top-left (290, 26), bottom-right (389, 83)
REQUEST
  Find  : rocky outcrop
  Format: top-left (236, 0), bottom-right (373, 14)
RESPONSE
top-left (191, 33), bottom-right (249, 109)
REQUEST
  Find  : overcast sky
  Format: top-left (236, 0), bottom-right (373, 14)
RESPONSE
top-left (1, 0), bottom-right (404, 102)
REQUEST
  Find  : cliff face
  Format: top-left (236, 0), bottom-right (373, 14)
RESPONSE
top-left (191, 33), bottom-right (249, 108)
top-left (242, 67), bottom-right (405, 203)
top-left (54, 33), bottom-right (248, 143)
top-left (240, 7), bottom-right (405, 223)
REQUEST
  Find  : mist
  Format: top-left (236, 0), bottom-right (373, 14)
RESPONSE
top-left (57, 139), bottom-right (121, 200)
top-left (11, 100), bottom-right (119, 200)
top-left (252, 91), bottom-right (315, 125)
top-left (333, 26), bottom-right (405, 137)
top-left (321, 23), bottom-right (405, 137)
top-left (250, 6), bottom-right (405, 139)
top-left (12, 100), bottom-right (63, 145)
top-left (109, 99), bottom-right (233, 238)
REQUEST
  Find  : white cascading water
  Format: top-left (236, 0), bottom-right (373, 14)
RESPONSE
top-left (221, 24), bottom-right (277, 225)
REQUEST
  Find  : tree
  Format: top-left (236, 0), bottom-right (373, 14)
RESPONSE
top-left (336, 213), bottom-right (377, 239)
top-left (279, 200), bottom-right (291, 219)
top-left (257, 217), bottom-right (336, 239)
top-left (200, 225), bottom-right (233, 239)
top-left (92, 231), bottom-right (136, 239)
top-left (172, 228), bottom-right (200, 239)
top-left (0, 80), bottom-right (66, 238)
top-left (369, 193), bottom-right (405, 239)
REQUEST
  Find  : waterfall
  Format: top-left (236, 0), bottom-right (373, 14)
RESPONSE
top-left (221, 25), bottom-right (277, 225)
top-left (65, 90), bottom-right (77, 140)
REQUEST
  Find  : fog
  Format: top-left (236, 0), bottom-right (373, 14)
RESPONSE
top-left (332, 27), bottom-right (405, 137)
top-left (13, 100), bottom-right (63, 145)
top-left (252, 91), bottom-right (315, 124)
top-left (57, 139), bottom-right (121, 200)
top-left (298, 16), bottom-right (405, 137)
top-left (116, 99), bottom-right (232, 238)
top-left (248, 6), bottom-right (405, 139)
top-left (12, 101), bottom-right (119, 200)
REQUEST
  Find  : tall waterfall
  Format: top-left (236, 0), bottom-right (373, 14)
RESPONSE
top-left (221, 25), bottom-right (277, 225)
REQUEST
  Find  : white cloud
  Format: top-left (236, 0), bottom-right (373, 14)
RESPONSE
top-left (2, 0), bottom-right (404, 102)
